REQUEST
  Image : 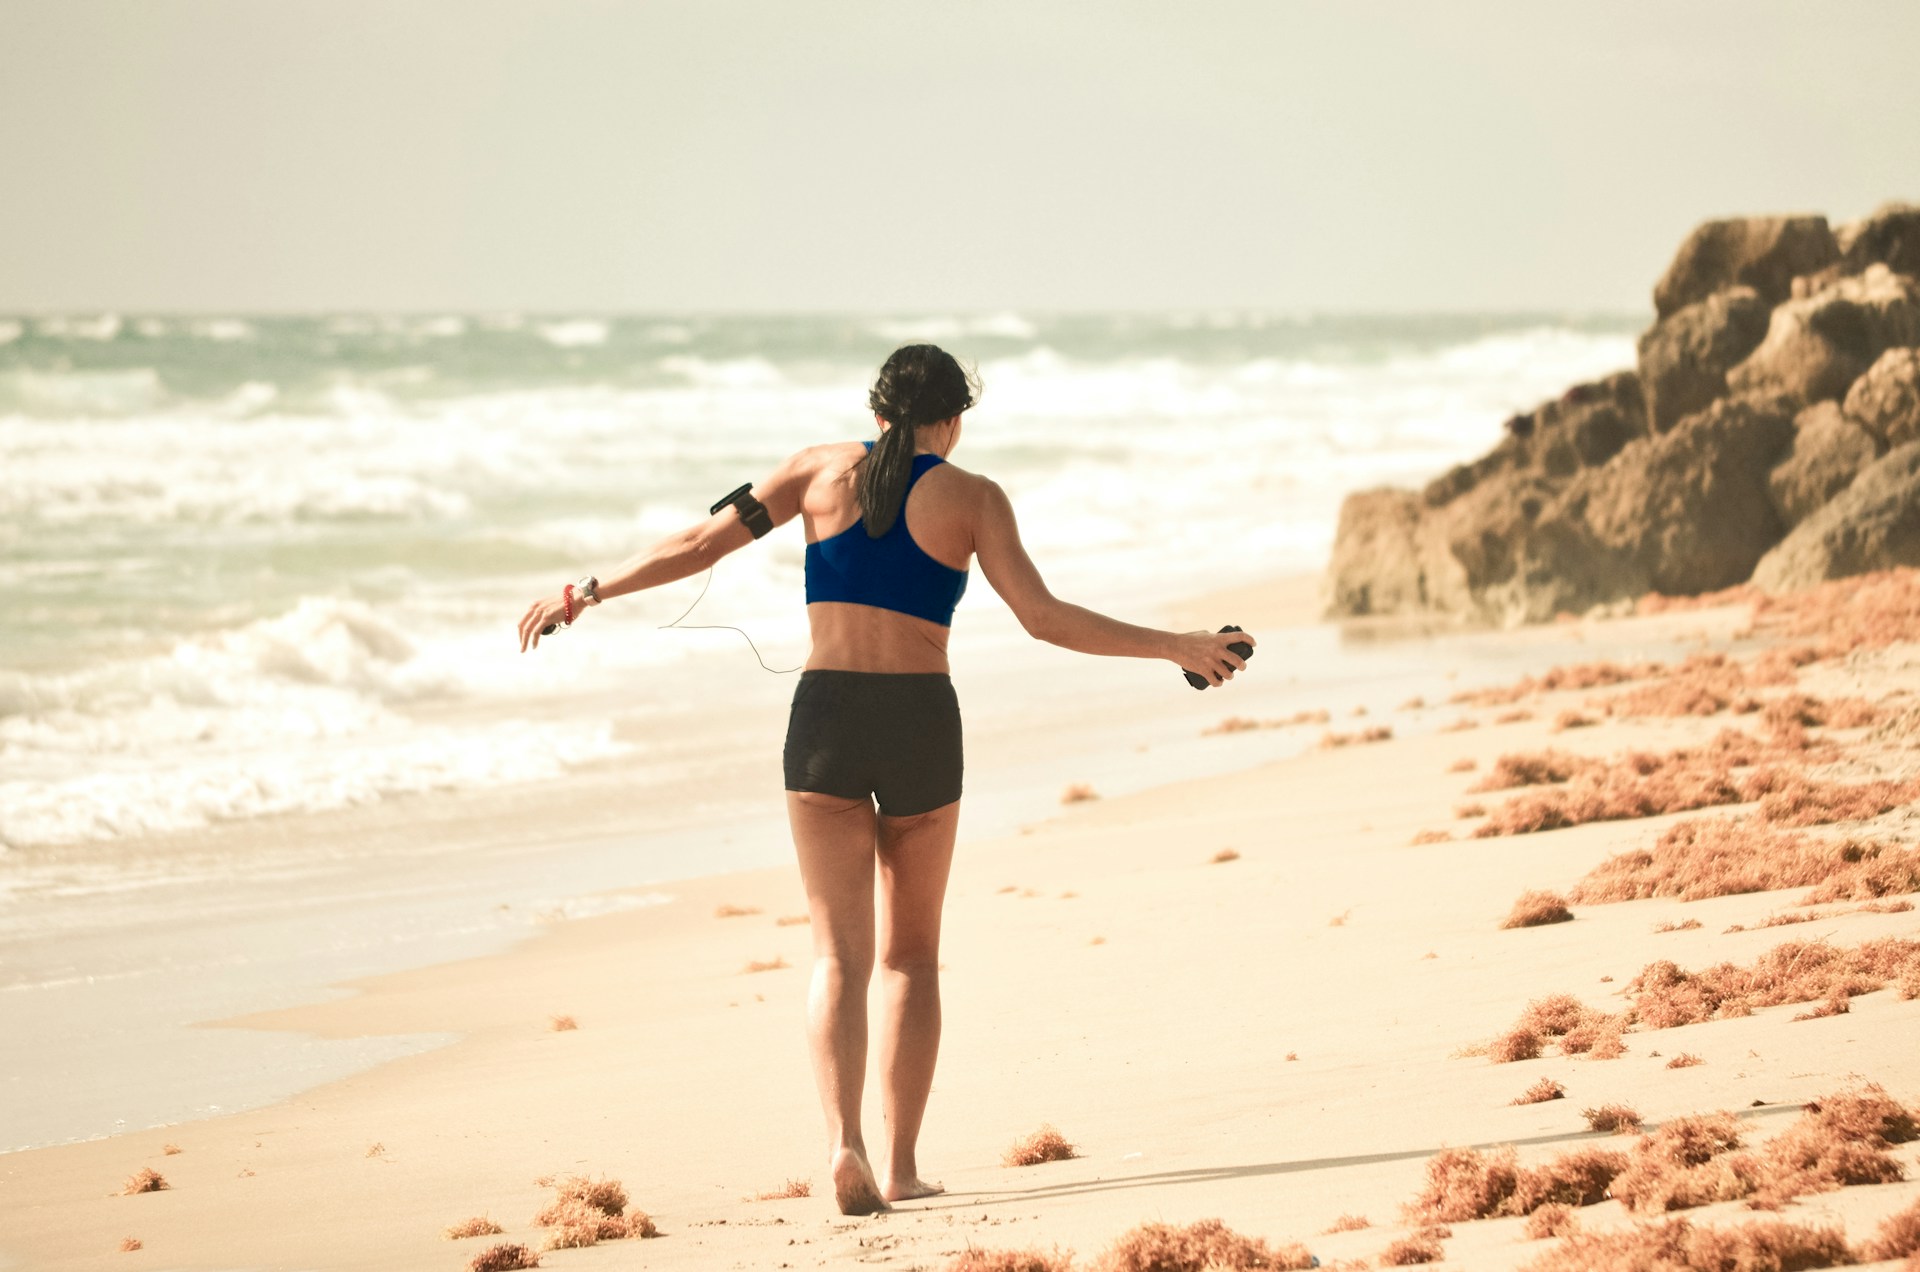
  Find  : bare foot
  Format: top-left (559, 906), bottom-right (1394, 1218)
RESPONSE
top-left (830, 1146), bottom-right (888, 1215)
top-left (881, 1175), bottom-right (946, 1202)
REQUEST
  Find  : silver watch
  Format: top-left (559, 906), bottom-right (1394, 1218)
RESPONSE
top-left (574, 575), bottom-right (601, 606)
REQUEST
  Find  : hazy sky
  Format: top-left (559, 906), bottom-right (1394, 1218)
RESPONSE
top-left (3, 1), bottom-right (1915, 315)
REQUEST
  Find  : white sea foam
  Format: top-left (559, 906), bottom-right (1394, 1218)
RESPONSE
top-left (539, 318), bottom-right (610, 348)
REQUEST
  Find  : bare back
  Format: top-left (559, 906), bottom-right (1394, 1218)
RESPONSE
top-left (800, 441), bottom-right (981, 674)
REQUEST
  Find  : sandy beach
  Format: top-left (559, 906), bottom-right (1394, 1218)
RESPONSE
top-left (5, 568), bottom-right (1917, 1271)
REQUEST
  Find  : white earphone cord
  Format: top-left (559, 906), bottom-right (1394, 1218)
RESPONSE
top-left (658, 566), bottom-right (803, 674)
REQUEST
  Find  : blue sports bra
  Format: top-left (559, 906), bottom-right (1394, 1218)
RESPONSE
top-left (804, 440), bottom-right (970, 627)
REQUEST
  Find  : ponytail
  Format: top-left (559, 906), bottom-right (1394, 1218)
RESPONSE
top-left (858, 344), bottom-right (980, 538)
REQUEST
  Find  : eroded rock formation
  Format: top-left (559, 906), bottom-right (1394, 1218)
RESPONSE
top-left (1325, 203), bottom-right (1920, 622)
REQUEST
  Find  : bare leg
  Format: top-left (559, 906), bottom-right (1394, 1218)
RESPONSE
top-left (786, 790), bottom-right (887, 1215)
top-left (874, 798), bottom-right (960, 1201)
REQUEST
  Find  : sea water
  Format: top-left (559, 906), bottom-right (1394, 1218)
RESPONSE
top-left (0, 310), bottom-right (1640, 854)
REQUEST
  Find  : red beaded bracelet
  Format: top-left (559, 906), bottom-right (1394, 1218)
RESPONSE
top-left (563, 583), bottom-right (574, 626)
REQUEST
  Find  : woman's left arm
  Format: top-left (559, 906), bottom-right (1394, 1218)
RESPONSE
top-left (517, 446), bottom-right (816, 651)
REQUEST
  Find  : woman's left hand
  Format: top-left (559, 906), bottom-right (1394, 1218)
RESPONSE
top-left (518, 590), bottom-right (585, 652)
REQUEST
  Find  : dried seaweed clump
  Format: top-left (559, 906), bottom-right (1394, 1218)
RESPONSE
top-left (1062, 783), bottom-right (1100, 804)
top-left (1609, 1113), bottom-right (1757, 1213)
top-left (1380, 1229), bottom-right (1445, 1265)
top-left (118, 1237), bottom-right (143, 1252)
top-left (754, 1178), bottom-right (812, 1200)
top-left (1571, 815), bottom-right (1920, 906)
top-left (1212, 847), bottom-right (1242, 863)
top-left (1503, 890), bottom-right (1574, 929)
top-left (1667, 1053), bottom-right (1705, 1069)
top-left (530, 1174), bottom-right (655, 1249)
top-left (1524, 1215), bottom-right (1852, 1272)
top-left (1582, 1104), bottom-right (1643, 1134)
top-left (1092, 1218), bottom-right (1315, 1271)
top-left (1523, 1204), bottom-right (1578, 1241)
top-left (1599, 651), bottom-right (1764, 719)
top-left (1470, 749), bottom-right (1597, 792)
top-left (1409, 829), bottom-right (1451, 846)
top-left (947, 1247), bottom-right (1076, 1272)
top-left (1487, 993), bottom-right (1630, 1063)
top-left (1513, 1077), bottom-right (1566, 1106)
top-left (1471, 731), bottom-right (1801, 838)
top-left (1624, 938), bottom-right (1920, 1029)
top-left (1404, 1144), bottom-right (1628, 1223)
top-left (548, 1015), bottom-right (577, 1032)
top-left (444, 1216), bottom-right (506, 1240)
top-left (1745, 567), bottom-right (1920, 657)
top-left (714, 903), bottom-right (761, 918)
top-left (1449, 658), bottom-right (1663, 707)
top-left (1745, 771), bottom-right (1920, 829)
top-left (1320, 726), bottom-right (1393, 749)
top-left (1751, 1084), bottom-right (1918, 1207)
top-left (1858, 1196), bottom-right (1920, 1263)
top-left (466, 1245), bottom-right (541, 1272)
top-left (1004, 1125), bottom-right (1079, 1167)
top-left (743, 956), bottom-right (791, 973)
top-left (1324, 1214), bottom-right (1372, 1233)
top-left (120, 1167), bottom-right (168, 1195)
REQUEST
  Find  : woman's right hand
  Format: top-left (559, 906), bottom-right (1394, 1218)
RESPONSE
top-left (1171, 628), bottom-right (1256, 686)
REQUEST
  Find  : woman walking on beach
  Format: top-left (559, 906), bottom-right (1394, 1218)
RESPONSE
top-left (518, 344), bottom-right (1255, 1214)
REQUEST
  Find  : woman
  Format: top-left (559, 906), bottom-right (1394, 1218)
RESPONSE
top-left (517, 344), bottom-right (1256, 1214)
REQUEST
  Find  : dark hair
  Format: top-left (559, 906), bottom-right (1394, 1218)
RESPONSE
top-left (857, 344), bottom-right (981, 537)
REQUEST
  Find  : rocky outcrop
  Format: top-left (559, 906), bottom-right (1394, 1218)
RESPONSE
top-left (1767, 402), bottom-right (1878, 528)
top-left (1324, 489), bottom-right (1446, 617)
top-left (1636, 286), bottom-right (1771, 432)
top-left (1653, 216), bottom-right (1836, 318)
top-left (1726, 265), bottom-right (1920, 405)
top-left (1324, 205), bottom-right (1920, 623)
top-left (1842, 346), bottom-right (1920, 449)
top-left (1567, 395), bottom-right (1795, 596)
top-left (1752, 442), bottom-right (1920, 590)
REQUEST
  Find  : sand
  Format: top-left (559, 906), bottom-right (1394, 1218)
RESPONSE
top-left (3, 572), bottom-right (1918, 1271)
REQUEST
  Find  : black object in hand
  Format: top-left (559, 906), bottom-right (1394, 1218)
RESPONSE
top-left (1185, 625), bottom-right (1253, 690)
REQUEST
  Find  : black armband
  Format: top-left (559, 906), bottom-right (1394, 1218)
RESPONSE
top-left (711, 482), bottom-right (773, 539)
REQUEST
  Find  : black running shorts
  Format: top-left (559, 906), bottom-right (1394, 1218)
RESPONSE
top-left (783, 670), bottom-right (963, 816)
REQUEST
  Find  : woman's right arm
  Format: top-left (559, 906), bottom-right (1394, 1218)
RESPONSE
top-left (971, 478), bottom-right (1255, 685)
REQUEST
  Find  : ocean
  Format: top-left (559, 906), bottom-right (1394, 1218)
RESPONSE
top-left (0, 310), bottom-right (1640, 857)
